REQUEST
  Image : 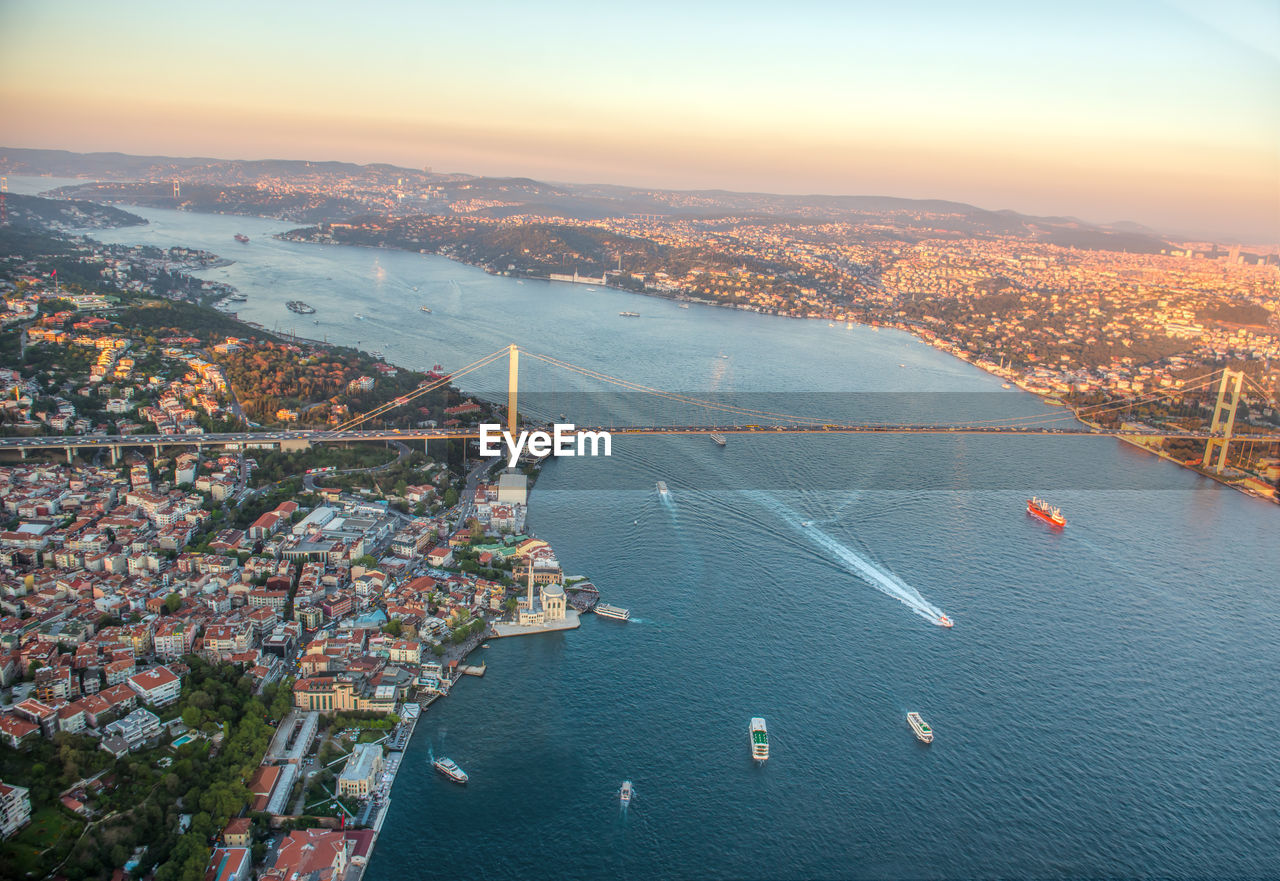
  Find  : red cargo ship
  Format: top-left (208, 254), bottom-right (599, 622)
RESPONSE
top-left (1026, 497), bottom-right (1066, 528)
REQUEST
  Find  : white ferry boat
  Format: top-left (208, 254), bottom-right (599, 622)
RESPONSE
top-left (907, 712), bottom-right (933, 744)
top-left (433, 757), bottom-right (468, 783)
top-left (595, 603), bottom-right (630, 621)
top-left (750, 717), bottom-right (769, 762)
top-left (656, 480), bottom-right (669, 496)
top-left (709, 432), bottom-right (726, 446)
top-left (619, 311), bottom-right (640, 317)
top-left (619, 780), bottom-right (633, 804)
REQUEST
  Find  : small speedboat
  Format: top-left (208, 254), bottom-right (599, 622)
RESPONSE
top-left (619, 780), bottom-right (633, 804)
top-left (937, 615), bottom-right (954, 628)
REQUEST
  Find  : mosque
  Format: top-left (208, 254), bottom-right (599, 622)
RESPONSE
top-left (493, 553), bottom-right (580, 637)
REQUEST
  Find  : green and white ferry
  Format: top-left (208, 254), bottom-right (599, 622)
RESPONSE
top-left (750, 717), bottom-right (769, 762)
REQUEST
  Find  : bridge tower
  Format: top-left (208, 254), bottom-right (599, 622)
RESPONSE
top-left (1204, 368), bottom-right (1245, 473)
top-left (507, 344), bottom-right (519, 436)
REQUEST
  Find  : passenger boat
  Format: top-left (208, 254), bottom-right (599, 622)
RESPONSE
top-left (1026, 497), bottom-right (1066, 528)
top-left (619, 311), bottom-right (640, 317)
top-left (433, 757), bottom-right (468, 784)
top-left (420, 305), bottom-right (432, 313)
top-left (749, 717), bottom-right (769, 762)
top-left (619, 780), bottom-right (633, 804)
top-left (907, 712), bottom-right (933, 743)
top-left (595, 603), bottom-right (630, 621)
top-left (656, 480), bottom-right (669, 496)
top-left (234, 233), bottom-right (249, 243)
top-left (709, 432), bottom-right (726, 446)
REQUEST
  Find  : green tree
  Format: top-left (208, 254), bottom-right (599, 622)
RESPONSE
top-left (164, 592), bottom-right (183, 614)
top-left (443, 488), bottom-right (459, 507)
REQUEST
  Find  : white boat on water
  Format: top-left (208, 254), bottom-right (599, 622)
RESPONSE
top-left (750, 717), bottom-right (769, 762)
top-left (709, 432), bottom-right (726, 446)
top-left (907, 712), bottom-right (933, 744)
top-left (595, 603), bottom-right (630, 621)
top-left (619, 780), bottom-right (633, 804)
top-left (656, 480), bottom-right (669, 496)
top-left (434, 757), bottom-right (468, 783)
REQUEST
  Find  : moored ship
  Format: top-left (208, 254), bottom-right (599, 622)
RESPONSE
top-left (433, 757), bottom-right (468, 784)
top-left (595, 603), bottom-right (630, 621)
top-left (285, 300), bottom-right (315, 314)
top-left (907, 712), bottom-right (933, 743)
top-left (750, 717), bottom-right (769, 762)
top-left (709, 432), bottom-right (726, 446)
top-left (1026, 497), bottom-right (1066, 528)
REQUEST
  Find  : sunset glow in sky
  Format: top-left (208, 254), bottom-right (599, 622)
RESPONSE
top-left (2, 0), bottom-right (1277, 239)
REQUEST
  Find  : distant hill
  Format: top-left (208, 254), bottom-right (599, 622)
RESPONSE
top-left (1, 191), bottom-right (146, 230)
top-left (0, 146), bottom-right (1173, 252)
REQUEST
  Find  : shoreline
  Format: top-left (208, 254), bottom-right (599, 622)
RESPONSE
top-left (71, 200), bottom-right (1278, 508)
top-left (284, 233), bottom-right (1277, 506)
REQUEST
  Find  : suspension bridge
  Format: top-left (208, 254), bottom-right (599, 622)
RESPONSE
top-left (1, 345), bottom-right (1275, 473)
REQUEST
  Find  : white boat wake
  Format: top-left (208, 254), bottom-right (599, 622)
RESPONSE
top-left (752, 493), bottom-right (948, 626)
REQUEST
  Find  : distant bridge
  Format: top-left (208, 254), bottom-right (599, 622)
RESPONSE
top-left (1, 346), bottom-right (1274, 465)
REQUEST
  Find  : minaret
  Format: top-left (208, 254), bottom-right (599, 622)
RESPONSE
top-left (525, 557), bottom-right (535, 611)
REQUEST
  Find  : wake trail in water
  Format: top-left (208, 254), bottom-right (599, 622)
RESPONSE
top-left (749, 491), bottom-right (947, 626)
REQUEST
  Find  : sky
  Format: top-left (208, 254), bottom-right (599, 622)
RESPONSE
top-left (1, 0), bottom-right (1277, 241)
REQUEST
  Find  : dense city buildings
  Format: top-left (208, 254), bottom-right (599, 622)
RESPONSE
top-left (0, 149), bottom-right (1275, 881)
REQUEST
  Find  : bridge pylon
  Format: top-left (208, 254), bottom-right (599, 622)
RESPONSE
top-left (507, 344), bottom-right (519, 436)
top-left (1204, 368), bottom-right (1245, 473)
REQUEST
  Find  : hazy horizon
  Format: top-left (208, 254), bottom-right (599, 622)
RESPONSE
top-left (2, 0), bottom-right (1277, 242)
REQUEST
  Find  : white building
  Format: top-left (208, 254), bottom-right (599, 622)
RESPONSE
top-left (292, 507), bottom-right (335, 536)
top-left (103, 707), bottom-right (161, 753)
top-left (496, 472), bottom-right (528, 505)
top-left (337, 742), bottom-right (384, 798)
top-left (127, 665), bottom-right (182, 707)
top-left (0, 781), bottom-right (32, 839)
